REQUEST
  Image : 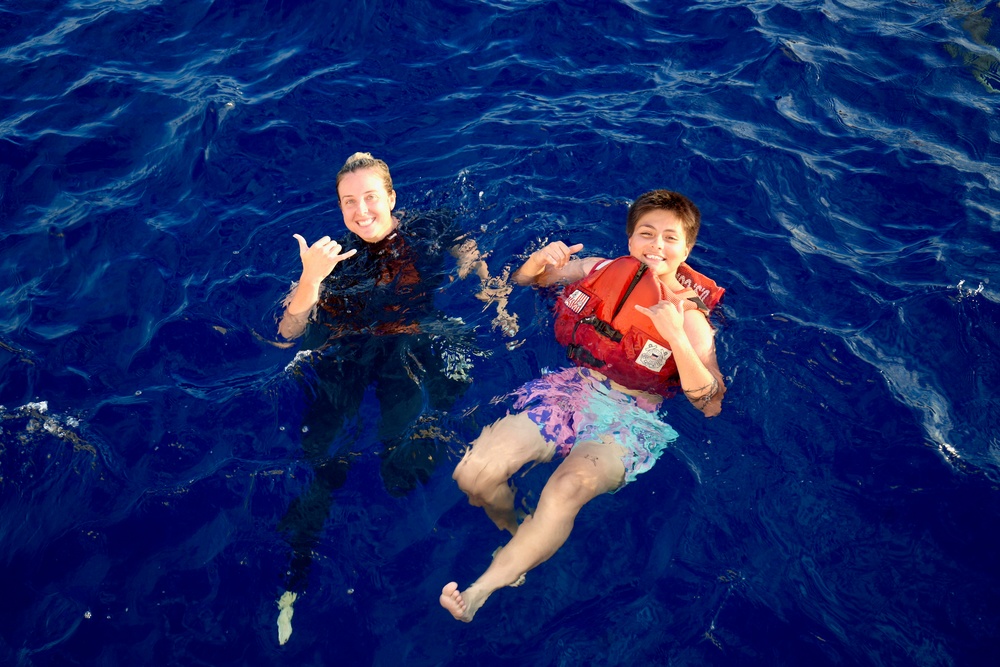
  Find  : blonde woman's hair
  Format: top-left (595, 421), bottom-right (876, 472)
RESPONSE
top-left (336, 152), bottom-right (393, 194)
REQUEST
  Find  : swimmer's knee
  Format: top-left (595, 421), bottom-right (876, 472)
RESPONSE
top-left (452, 462), bottom-right (476, 494)
top-left (452, 413), bottom-right (548, 498)
top-left (545, 466), bottom-right (604, 507)
top-left (453, 461), bottom-right (499, 498)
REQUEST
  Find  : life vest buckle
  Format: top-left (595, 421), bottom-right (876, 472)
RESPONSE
top-left (580, 316), bottom-right (623, 343)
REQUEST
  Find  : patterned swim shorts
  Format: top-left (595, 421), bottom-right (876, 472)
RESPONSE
top-left (511, 367), bottom-right (678, 487)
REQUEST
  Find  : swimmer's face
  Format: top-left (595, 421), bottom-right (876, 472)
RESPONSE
top-left (338, 168), bottom-right (397, 243)
top-left (627, 209), bottom-right (692, 277)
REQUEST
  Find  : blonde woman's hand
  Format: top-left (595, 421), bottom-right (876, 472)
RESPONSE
top-left (293, 234), bottom-right (357, 283)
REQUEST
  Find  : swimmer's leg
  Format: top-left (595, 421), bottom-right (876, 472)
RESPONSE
top-left (275, 365), bottom-right (363, 645)
top-left (274, 454), bottom-right (352, 645)
top-left (375, 334), bottom-right (465, 497)
top-left (441, 438), bottom-right (625, 622)
top-left (451, 412), bottom-right (554, 535)
top-left (277, 455), bottom-right (351, 588)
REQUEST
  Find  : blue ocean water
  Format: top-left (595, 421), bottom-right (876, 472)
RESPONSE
top-left (2, 0), bottom-right (999, 665)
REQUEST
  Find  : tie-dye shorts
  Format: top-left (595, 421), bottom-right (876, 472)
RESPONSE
top-left (511, 366), bottom-right (678, 487)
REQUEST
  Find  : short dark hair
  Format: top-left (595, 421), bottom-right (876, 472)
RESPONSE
top-left (626, 190), bottom-right (701, 247)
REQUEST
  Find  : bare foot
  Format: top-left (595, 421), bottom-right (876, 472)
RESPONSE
top-left (440, 582), bottom-right (492, 622)
top-left (439, 582), bottom-right (470, 621)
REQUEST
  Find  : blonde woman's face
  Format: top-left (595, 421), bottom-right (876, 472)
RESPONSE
top-left (338, 168), bottom-right (397, 243)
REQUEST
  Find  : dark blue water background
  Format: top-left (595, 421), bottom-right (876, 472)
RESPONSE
top-left (2, 1), bottom-right (999, 665)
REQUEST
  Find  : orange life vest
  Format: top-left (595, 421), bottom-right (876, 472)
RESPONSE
top-left (553, 256), bottom-right (725, 396)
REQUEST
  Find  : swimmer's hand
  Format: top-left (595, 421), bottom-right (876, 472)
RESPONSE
top-left (531, 241), bottom-right (584, 270)
top-left (635, 299), bottom-right (685, 342)
top-left (293, 234), bottom-right (358, 283)
top-left (278, 235), bottom-right (357, 340)
top-left (513, 241), bottom-right (585, 286)
top-left (637, 298), bottom-right (724, 417)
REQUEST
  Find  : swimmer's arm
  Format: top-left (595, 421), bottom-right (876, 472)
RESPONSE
top-left (278, 234), bottom-right (357, 340)
top-left (449, 237), bottom-right (520, 336)
top-left (277, 279), bottom-right (320, 340)
top-left (513, 241), bottom-right (599, 287)
top-left (635, 303), bottom-right (725, 417)
top-left (450, 237), bottom-right (490, 281)
top-left (673, 314), bottom-right (725, 417)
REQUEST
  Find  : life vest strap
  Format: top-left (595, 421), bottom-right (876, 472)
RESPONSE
top-left (610, 263), bottom-right (648, 321)
top-left (567, 343), bottom-right (606, 368)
